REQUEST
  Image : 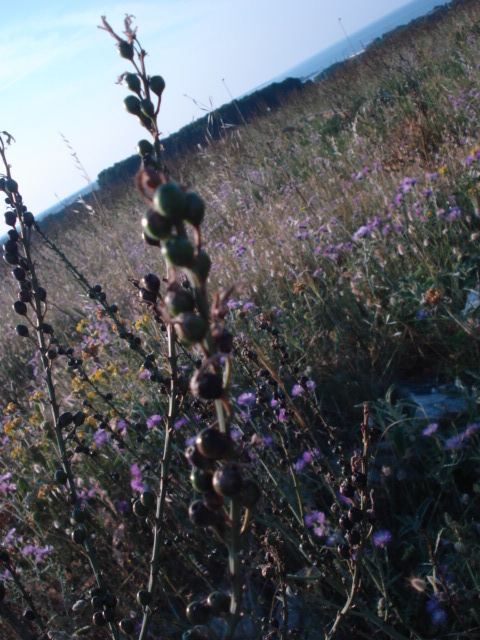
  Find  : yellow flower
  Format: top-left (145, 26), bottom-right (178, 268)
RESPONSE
top-left (3, 402), bottom-right (17, 415)
top-left (12, 417), bottom-right (22, 427)
top-left (438, 166), bottom-right (447, 175)
top-left (85, 416), bottom-right (97, 428)
top-left (31, 390), bottom-right (45, 402)
top-left (4, 422), bottom-right (14, 435)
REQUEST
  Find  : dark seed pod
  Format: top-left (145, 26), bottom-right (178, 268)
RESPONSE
top-left (366, 509), bottom-right (377, 524)
top-left (153, 182), bottom-right (187, 220)
top-left (206, 590), bottom-right (230, 614)
top-left (183, 191), bottom-right (205, 227)
top-left (73, 411), bottom-right (86, 426)
top-left (15, 324), bottom-right (29, 337)
top-left (3, 239), bottom-right (18, 254)
top-left (202, 489), bottom-right (224, 511)
top-left (5, 178), bottom-right (18, 194)
top-left (90, 597), bottom-right (103, 611)
top-left (352, 471), bottom-right (367, 489)
top-left (119, 618), bottom-right (135, 634)
top-left (164, 288), bottom-right (195, 317)
top-left (213, 464), bottom-right (243, 497)
top-left (190, 372), bottom-right (223, 400)
top-left (339, 514), bottom-right (354, 531)
top-left (13, 300), bottom-right (27, 316)
top-left (192, 249), bottom-right (211, 281)
top-left (140, 98), bottom-right (155, 118)
top-left (125, 73), bottom-right (141, 93)
top-left (18, 289), bottom-right (31, 303)
top-left (337, 543), bottom-right (351, 559)
top-left (175, 312), bottom-right (208, 344)
top-left (348, 507), bottom-right (362, 523)
top-left (133, 499), bottom-right (149, 518)
top-left (346, 529), bottom-right (361, 546)
top-left (103, 593), bottom-right (117, 609)
top-left (92, 611), bottom-right (106, 627)
top-left (186, 601), bottom-right (210, 625)
top-left (58, 412), bottom-right (73, 427)
top-left (72, 508), bottom-right (86, 524)
top-left (140, 489), bottom-right (156, 508)
top-left (23, 211), bottom-right (34, 227)
top-left (196, 427), bottom-right (228, 460)
top-left (190, 467), bottom-right (213, 493)
top-left (102, 608), bottom-right (115, 623)
top-left (37, 287), bottom-right (47, 301)
top-left (339, 480), bottom-right (355, 498)
top-left (4, 211), bottom-right (16, 227)
top-left (142, 208), bottom-right (173, 241)
top-left (185, 444), bottom-right (210, 469)
top-left (240, 478), bottom-right (261, 508)
top-left (124, 95), bottom-right (142, 115)
top-left (149, 75), bottom-right (166, 96)
top-left (23, 609), bottom-right (35, 621)
top-left (117, 40), bottom-right (134, 60)
top-left (136, 589), bottom-right (152, 607)
top-left (54, 469), bottom-right (68, 485)
top-left (137, 139), bottom-right (154, 156)
top-left (162, 236), bottom-right (194, 267)
top-left (142, 272), bottom-right (161, 293)
top-left (71, 529), bottom-right (86, 544)
top-left (120, 618), bottom-right (135, 634)
top-left (188, 500), bottom-right (215, 527)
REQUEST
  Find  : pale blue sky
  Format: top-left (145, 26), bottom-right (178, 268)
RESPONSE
top-left (1, 0), bottom-right (435, 236)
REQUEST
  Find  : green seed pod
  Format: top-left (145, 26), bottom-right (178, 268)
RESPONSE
top-left (117, 40), bottom-right (134, 60)
top-left (5, 178), bottom-right (18, 194)
top-left (140, 489), bottom-right (156, 508)
top-left (137, 139), bottom-right (154, 157)
top-left (140, 98), bottom-right (155, 119)
top-left (186, 601), bottom-right (210, 625)
top-left (192, 249), bottom-right (211, 281)
top-left (142, 208), bottom-right (172, 241)
top-left (153, 183), bottom-right (187, 220)
top-left (212, 464), bottom-right (243, 497)
top-left (164, 288), bottom-right (195, 317)
top-left (124, 95), bottom-right (142, 115)
top-left (162, 236), bottom-right (195, 268)
top-left (149, 75), bottom-right (166, 96)
top-left (190, 467), bottom-right (213, 493)
top-left (206, 591), bottom-right (230, 614)
top-left (183, 191), bottom-right (205, 227)
top-left (125, 73), bottom-right (141, 93)
top-left (174, 312), bottom-right (208, 344)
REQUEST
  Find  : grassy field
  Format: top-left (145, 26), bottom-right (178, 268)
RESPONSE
top-left (1, 1), bottom-right (480, 638)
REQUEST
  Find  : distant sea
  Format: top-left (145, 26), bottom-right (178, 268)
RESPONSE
top-left (36, 0), bottom-right (450, 225)
top-left (254, 0), bottom-right (452, 90)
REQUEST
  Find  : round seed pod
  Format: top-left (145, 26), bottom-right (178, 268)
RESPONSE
top-left (162, 235), bottom-right (195, 268)
top-left (212, 464), bottom-right (243, 497)
top-left (175, 312), bottom-right (208, 344)
top-left (346, 529), bottom-right (361, 546)
top-left (71, 529), bottom-right (86, 544)
top-left (7, 229), bottom-right (19, 241)
top-left (339, 480), bottom-right (355, 498)
top-left (206, 591), bottom-right (230, 615)
top-left (186, 601), bottom-right (210, 625)
top-left (18, 289), bottom-right (31, 303)
top-left (15, 324), bottom-right (29, 337)
top-left (92, 610), bottom-right (106, 627)
top-left (240, 478), bottom-right (261, 508)
top-left (192, 249), bottom-right (211, 281)
top-left (3, 253), bottom-right (19, 265)
top-left (153, 182), bottom-right (187, 220)
top-left (73, 411), bottom-right (86, 426)
top-left (72, 508), bottom-right (86, 524)
top-left (183, 191), bottom-right (205, 227)
top-left (142, 208), bottom-right (172, 241)
top-left (140, 489), bottom-right (156, 508)
top-left (136, 589), bottom-right (152, 607)
top-left (190, 372), bottom-right (223, 400)
top-left (185, 444), bottom-right (210, 469)
top-left (339, 514), bottom-right (354, 531)
top-left (149, 75), bottom-right (166, 96)
top-left (137, 139), bottom-right (154, 157)
top-left (4, 211), bottom-right (16, 227)
top-left (125, 73), bottom-right (141, 93)
top-left (3, 239), bottom-right (18, 254)
top-left (352, 471), bottom-right (367, 489)
top-left (133, 500), bottom-right (149, 518)
top-left (119, 618), bottom-right (135, 634)
top-left (190, 467), bottom-right (213, 493)
top-left (13, 301), bottom-right (27, 316)
top-left (142, 272), bottom-right (161, 293)
top-left (337, 543), bottom-right (351, 559)
top-left (348, 507), bottom-right (362, 523)
top-left (124, 95), bottom-right (142, 115)
top-left (196, 427), bottom-right (228, 460)
top-left (188, 500), bottom-right (215, 527)
top-left (4, 178), bottom-right (18, 194)
top-left (202, 489), bottom-right (224, 511)
top-left (23, 609), bottom-right (35, 621)
top-left (117, 40), bottom-right (134, 60)
top-left (23, 211), bottom-right (34, 227)
top-left (164, 288), bottom-right (195, 317)
top-left (54, 469), bottom-right (68, 485)
top-left (140, 98), bottom-right (155, 118)
top-left (58, 412), bottom-right (73, 427)
top-left (120, 618), bottom-right (135, 634)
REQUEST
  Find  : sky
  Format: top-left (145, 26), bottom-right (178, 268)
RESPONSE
top-left (1, 0), bottom-right (439, 237)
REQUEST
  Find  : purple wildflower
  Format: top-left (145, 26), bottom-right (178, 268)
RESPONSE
top-left (93, 429), bottom-right (110, 448)
top-left (278, 408), bottom-right (289, 423)
top-left (130, 464), bottom-right (145, 492)
top-left (146, 414), bottom-right (163, 430)
top-left (422, 423), bottom-right (438, 436)
top-left (373, 530), bottom-right (393, 547)
top-left (291, 384), bottom-right (304, 397)
top-left (237, 392), bottom-right (256, 407)
top-left (174, 417), bottom-right (189, 430)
